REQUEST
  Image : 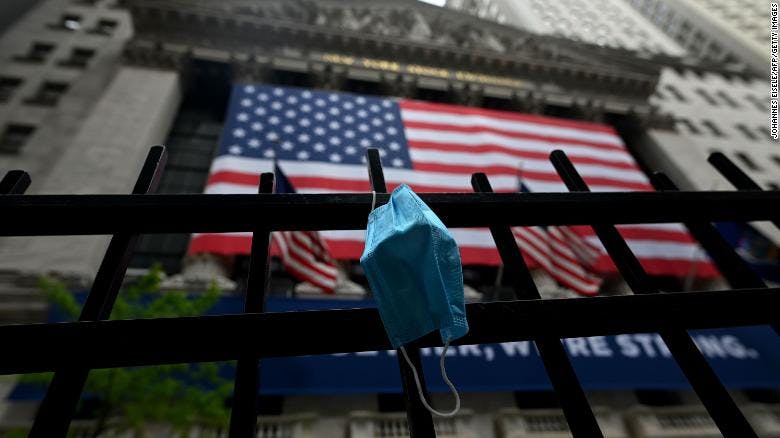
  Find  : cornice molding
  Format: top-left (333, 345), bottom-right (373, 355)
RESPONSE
top-left (122, 40), bottom-right (190, 71)
top-left (121, 0), bottom-right (661, 100)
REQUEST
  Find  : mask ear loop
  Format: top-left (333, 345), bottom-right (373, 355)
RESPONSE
top-left (399, 339), bottom-right (461, 417)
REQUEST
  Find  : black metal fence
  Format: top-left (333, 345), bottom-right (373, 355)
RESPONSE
top-left (1, 146), bottom-right (779, 438)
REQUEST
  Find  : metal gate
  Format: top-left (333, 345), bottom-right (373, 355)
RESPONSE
top-left (0, 146), bottom-right (778, 437)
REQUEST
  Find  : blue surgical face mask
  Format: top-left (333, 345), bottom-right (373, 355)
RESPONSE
top-left (360, 184), bottom-right (469, 417)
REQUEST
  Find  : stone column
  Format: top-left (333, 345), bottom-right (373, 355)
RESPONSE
top-left (0, 66), bottom-right (182, 283)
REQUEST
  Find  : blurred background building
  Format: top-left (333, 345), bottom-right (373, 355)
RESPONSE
top-left (627, 0), bottom-right (767, 74)
top-left (449, 0), bottom-right (780, 280)
top-left (0, 0), bottom-right (778, 436)
top-left (447, 0), bottom-right (686, 57)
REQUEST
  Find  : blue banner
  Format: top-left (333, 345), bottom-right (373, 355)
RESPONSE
top-left (14, 296), bottom-right (779, 400)
top-left (250, 298), bottom-right (780, 394)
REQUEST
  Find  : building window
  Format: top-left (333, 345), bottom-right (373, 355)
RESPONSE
top-left (676, 118), bottom-right (700, 135)
top-left (48, 13), bottom-right (82, 31)
top-left (0, 77), bottom-right (23, 103)
top-left (677, 20), bottom-right (692, 39)
top-left (57, 47), bottom-right (95, 69)
top-left (706, 42), bottom-right (724, 59)
top-left (24, 81), bottom-right (69, 106)
top-left (689, 31), bottom-right (706, 53)
top-left (701, 120), bottom-right (724, 137)
top-left (723, 53), bottom-right (743, 67)
top-left (735, 152), bottom-right (761, 171)
top-left (13, 42), bottom-right (55, 63)
top-left (745, 94), bottom-right (767, 111)
top-left (696, 88), bottom-right (718, 105)
top-left (88, 18), bottom-right (118, 35)
top-left (0, 124), bottom-right (35, 154)
top-left (663, 84), bottom-right (687, 102)
top-left (129, 109), bottom-right (222, 273)
top-left (716, 90), bottom-right (739, 108)
top-left (736, 124), bottom-right (758, 140)
top-left (757, 126), bottom-right (773, 141)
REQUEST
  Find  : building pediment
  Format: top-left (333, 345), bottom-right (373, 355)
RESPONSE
top-left (128, 2), bottom-right (655, 83)
top-left (121, 0), bottom-right (663, 121)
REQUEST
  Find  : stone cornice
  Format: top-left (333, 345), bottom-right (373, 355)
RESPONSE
top-left (121, 0), bottom-right (661, 100)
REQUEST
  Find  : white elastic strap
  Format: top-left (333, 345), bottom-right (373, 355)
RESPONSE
top-left (370, 190), bottom-right (377, 212)
top-left (399, 340), bottom-right (461, 417)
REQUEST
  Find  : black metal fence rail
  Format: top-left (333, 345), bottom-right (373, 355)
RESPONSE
top-left (2, 191), bottom-right (778, 234)
top-left (0, 146), bottom-right (778, 438)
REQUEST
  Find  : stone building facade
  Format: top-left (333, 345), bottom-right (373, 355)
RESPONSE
top-left (638, 64), bottom-right (780, 246)
top-left (0, 0), bottom-right (668, 303)
top-left (0, 1), bottom-right (778, 437)
top-left (627, 0), bottom-right (768, 74)
top-left (0, 0), bottom-right (174, 319)
top-left (447, 0), bottom-right (687, 57)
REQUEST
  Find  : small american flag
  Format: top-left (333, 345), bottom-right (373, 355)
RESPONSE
top-left (190, 84), bottom-right (717, 282)
top-left (271, 164), bottom-right (338, 293)
top-left (515, 180), bottom-right (603, 296)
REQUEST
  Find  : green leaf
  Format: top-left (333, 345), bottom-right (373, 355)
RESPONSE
top-left (26, 266), bottom-right (233, 432)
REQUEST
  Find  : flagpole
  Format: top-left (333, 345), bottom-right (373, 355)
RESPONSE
top-left (494, 264), bottom-right (504, 289)
top-left (495, 162), bottom-right (526, 290)
top-left (683, 182), bottom-right (717, 291)
top-left (683, 247), bottom-right (700, 291)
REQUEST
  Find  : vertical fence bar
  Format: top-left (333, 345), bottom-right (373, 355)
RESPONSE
top-left (30, 146), bottom-right (167, 438)
top-left (550, 150), bottom-right (757, 438)
top-left (0, 170), bottom-right (31, 195)
top-left (708, 152), bottom-right (780, 230)
top-left (650, 172), bottom-right (779, 336)
top-left (229, 172), bottom-right (275, 438)
top-left (366, 148), bottom-right (437, 438)
top-left (649, 172), bottom-right (766, 289)
top-left (708, 152), bottom-right (765, 190)
top-left (471, 172), bottom-right (604, 437)
top-left (7, 146), bottom-right (775, 436)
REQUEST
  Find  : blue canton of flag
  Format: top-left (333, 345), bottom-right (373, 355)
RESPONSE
top-left (221, 85), bottom-right (412, 169)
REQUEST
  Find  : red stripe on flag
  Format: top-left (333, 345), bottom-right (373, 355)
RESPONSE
top-left (408, 141), bottom-right (640, 169)
top-left (591, 254), bottom-right (720, 278)
top-left (400, 100), bottom-right (619, 135)
top-left (207, 171), bottom-right (261, 188)
top-left (274, 231), bottom-right (338, 293)
top-left (403, 121), bottom-right (627, 153)
top-left (575, 226), bottom-right (698, 243)
top-left (189, 234), bottom-right (252, 255)
top-left (288, 233), bottom-right (338, 279)
top-left (412, 162), bottom-right (651, 191)
top-left (512, 226), bottom-right (602, 296)
top-left (207, 171), bottom-right (520, 194)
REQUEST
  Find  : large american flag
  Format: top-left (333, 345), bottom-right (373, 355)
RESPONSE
top-left (189, 84), bottom-right (717, 280)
